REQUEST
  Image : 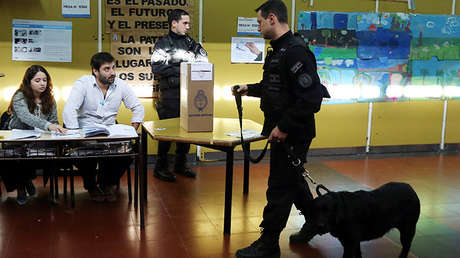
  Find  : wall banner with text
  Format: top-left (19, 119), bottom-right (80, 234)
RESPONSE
top-left (106, 0), bottom-right (194, 98)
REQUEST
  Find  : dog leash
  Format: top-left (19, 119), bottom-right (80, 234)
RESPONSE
top-left (283, 144), bottom-right (332, 195)
top-left (234, 86), bottom-right (269, 163)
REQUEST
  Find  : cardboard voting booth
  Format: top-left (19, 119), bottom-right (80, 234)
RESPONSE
top-left (180, 62), bottom-right (214, 132)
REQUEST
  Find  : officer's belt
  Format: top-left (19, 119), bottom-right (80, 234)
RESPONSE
top-left (159, 78), bottom-right (180, 90)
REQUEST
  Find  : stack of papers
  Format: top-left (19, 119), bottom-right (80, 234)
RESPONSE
top-left (10, 129), bottom-right (42, 139)
top-left (82, 124), bottom-right (138, 138)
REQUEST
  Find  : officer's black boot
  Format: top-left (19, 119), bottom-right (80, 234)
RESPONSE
top-left (174, 154), bottom-right (196, 178)
top-left (289, 220), bottom-right (318, 244)
top-left (235, 231), bottom-right (281, 258)
top-left (153, 155), bottom-right (176, 182)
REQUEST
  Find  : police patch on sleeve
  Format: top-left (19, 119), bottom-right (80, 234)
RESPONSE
top-left (290, 61), bottom-right (303, 74)
top-left (199, 47), bottom-right (207, 57)
top-left (298, 73), bottom-right (313, 89)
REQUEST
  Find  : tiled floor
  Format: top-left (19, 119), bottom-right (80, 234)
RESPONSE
top-left (1, 152), bottom-right (460, 257)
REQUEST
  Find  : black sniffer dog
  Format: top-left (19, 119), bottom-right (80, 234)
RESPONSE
top-left (309, 182), bottom-right (420, 258)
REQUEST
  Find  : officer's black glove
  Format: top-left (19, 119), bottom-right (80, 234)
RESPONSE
top-left (232, 85), bottom-right (241, 95)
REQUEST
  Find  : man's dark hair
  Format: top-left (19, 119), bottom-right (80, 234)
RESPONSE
top-left (90, 52), bottom-right (115, 71)
top-left (168, 9), bottom-right (189, 27)
top-left (255, 0), bottom-right (288, 24)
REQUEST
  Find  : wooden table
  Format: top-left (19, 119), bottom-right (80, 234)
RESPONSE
top-left (140, 118), bottom-right (266, 234)
top-left (0, 130), bottom-right (140, 207)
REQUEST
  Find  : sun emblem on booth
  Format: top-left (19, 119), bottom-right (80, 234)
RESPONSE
top-left (194, 90), bottom-right (208, 112)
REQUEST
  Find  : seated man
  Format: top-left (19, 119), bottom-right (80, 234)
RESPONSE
top-left (63, 52), bottom-right (144, 202)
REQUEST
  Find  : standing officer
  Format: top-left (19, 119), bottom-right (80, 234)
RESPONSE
top-left (232, 1), bottom-right (329, 257)
top-left (151, 9), bottom-right (208, 182)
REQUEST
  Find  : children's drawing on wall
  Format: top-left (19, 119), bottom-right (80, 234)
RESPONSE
top-left (410, 15), bottom-right (460, 60)
top-left (410, 57), bottom-right (460, 86)
top-left (298, 11), bottom-right (460, 103)
top-left (409, 15), bottom-right (460, 88)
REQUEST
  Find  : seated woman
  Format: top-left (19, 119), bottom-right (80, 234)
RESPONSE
top-left (2, 65), bottom-right (66, 205)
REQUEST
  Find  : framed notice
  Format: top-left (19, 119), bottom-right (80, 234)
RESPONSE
top-left (231, 37), bottom-right (265, 64)
top-left (12, 19), bottom-right (72, 62)
top-left (237, 17), bottom-right (260, 36)
top-left (62, 0), bottom-right (91, 18)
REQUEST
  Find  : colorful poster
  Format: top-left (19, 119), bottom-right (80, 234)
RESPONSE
top-left (410, 15), bottom-right (460, 61)
top-left (298, 11), bottom-right (460, 102)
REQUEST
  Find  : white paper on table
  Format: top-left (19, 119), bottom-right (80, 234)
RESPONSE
top-left (10, 129), bottom-right (42, 139)
top-left (225, 129), bottom-right (261, 139)
top-left (51, 129), bottom-right (82, 138)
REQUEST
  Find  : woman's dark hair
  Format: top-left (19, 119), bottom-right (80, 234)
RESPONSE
top-left (168, 9), bottom-right (189, 28)
top-left (255, 0), bottom-right (288, 24)
top-left (8, 65), bottom-right (54, 115)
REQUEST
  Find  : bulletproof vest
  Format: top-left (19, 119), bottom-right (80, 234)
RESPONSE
top-left (260, 37), bottom-right (307, 115)
top-left (260, 35), bottom-right (329, 116)
top-left (165, 34), bottom-right (197, 65)
top-left (155, 34), bottom-right (199, 90)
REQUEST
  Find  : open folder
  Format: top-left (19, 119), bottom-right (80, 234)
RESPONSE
top-left (82, 124), bottom-right (138, 138)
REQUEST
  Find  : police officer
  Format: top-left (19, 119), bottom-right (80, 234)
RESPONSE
top-left (151, 9), bottom-right (208, 182)
top-left (232, 1), bottom-right (329, 257)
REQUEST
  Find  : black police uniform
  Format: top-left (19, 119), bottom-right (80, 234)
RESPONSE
top-left (151, 30), bottom-right (207, 180)
top-left (246, 31), bottom-right (326, 236)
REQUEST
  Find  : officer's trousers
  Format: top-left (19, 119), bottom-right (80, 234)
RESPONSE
top-left (259, 139), bottom-right (314, 234)
top-left (157, 140), bottom-right (190, 166)
top-left (155, 93), bottom-right (191, 167)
